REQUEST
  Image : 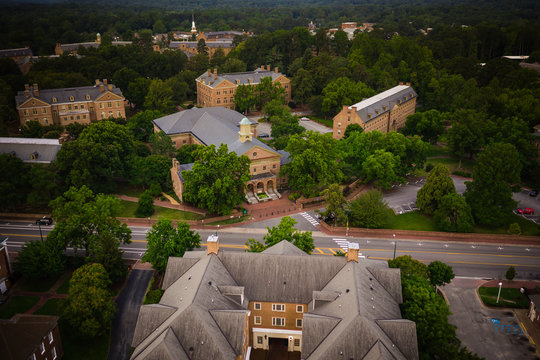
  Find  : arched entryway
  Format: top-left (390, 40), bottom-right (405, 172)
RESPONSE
top-left (256, 182), bottom-right (264, 194)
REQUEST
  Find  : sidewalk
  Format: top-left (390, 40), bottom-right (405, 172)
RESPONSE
top-left (116, 194), bottom-right (206, 215)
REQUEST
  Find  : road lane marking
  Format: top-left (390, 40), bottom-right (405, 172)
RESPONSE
top-left (314, 248), bottom-right (324, 254)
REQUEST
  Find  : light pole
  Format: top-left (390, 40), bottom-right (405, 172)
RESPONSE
top-left (216, 224), bottom-right (220, 237)
top-left (392, 234), bottom-right (396, 259)
top-left (496, 282), bottom-right (503, 303)
top-left (37, 221), bottom-right (44, 242)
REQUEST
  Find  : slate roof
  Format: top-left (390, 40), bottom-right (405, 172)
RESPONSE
top-left (0, 47), bottom-right (33, 58)
top-left (196, 68), bottom-right (285, 89)
top-left (131, 240), bottom-right (418, 360)
top-left (349, 85), bottom-right (417, 124)
top-left (15, 82), bottom-right (124, 107)
top-left (0, 314), bottom-right (59, 360)
top-left (169, 40), bottom-right (233, 49)
top-left (206, 31), bottom-right (243, 37)
top-left (0, 137), bottom-right (61, 164)
top-left (59, 41), bottom-right (132, 52)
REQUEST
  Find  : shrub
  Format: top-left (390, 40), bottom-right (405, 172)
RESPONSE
top-left (289, 192), bottom-right (301, 201)
top-left (148, 183), bottom-right (162, 197)
top-left (505, 266), bottom-right (516, 281)
top-left (425, 163), bottom-right (434, 172)
top-left (135, 191), bottom-right (154, 217)
top-left (508, 222), bottom-right (521, 235)
top-left (452, 170), bottom-right (472, 178)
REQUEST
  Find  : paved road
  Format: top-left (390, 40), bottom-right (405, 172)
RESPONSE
top-left (108, 269), bottom-right (153, 360)
top-left (2, 220), bottom-right (540, 280)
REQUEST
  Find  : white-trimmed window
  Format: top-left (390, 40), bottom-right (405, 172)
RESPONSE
top-left (254, 316), bottom-right (262, 325)
top-left (52, 97), bottom-right (57, 103)
top-left (294, 338), bottom-right (300, 347)
top-left (42, 108), bottom-right (47, 114)
top-left (69, 96), bottom-right (74, 101)
top-left (254, 302), bottom-right (261, 310)
top-left (257, 336), bottom-right (263, 344)
top-left (296, 305), bottom-right (303, 313)
top-left (296, 318), bottom-right (303, 328)
top-left (272, 304), bottom-right (285, 312)
top-left (86, 94), bottom-right (90, 100)
top-left (272, 317), bottom-right (285, 326)
top-left (40, 342), bottom-right (45, 354)
top-left (52, 347), bottom-right (57, 360)
top-left (24, 109), bottom-right (29, 116)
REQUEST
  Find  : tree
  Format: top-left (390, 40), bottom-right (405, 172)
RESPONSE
top-left (234, 84), bottom-right (255, 114)
top-left (281, 131), bottom-right (343, 197)
top-left (197, 38), bottom-right (209, 55)
top-left (135, 191), bottom-right (154, 217)
top-left (220, 58), bottom-right (246, 73)
top-left (447, 110), bottom-right (487, 166)
top-left (343, 123), bottom-right (363, 139)
top-left (434, 193), bottom-right (474, 233)
top-left (416, 164), bottom-right (456, 215)
top-left (0, 154), bottom-right (30, 211)
top-left (256, 76), bottom-right (286, 108)
top-left (465, 143), bottom-right (521, 226)
top-left (320, 184), bottom-right (347, 225)
top-left (245, 216), bottom-right (314, 254)
top-left (388, 255), bottom-right (429, 279)
top-left (182, 144), bottom-right (250, 215)
top-left (27, 165), bottom-right (59, 206)
top-left (505, 266), bottom-right (516, 281)
top-left (129, 155), bottom-right (172, 190)
top-left (291, 68), bottom-right (315, 104)
top-left (428, 261), bottom-right (455, 287)
top-left (362, 150), bottom-right (402, 190)
top-left (127, 110), bottom-right (162, 142)
top-left (142, 219), bottom-right (201, 273)
top-left (321, 77), bottom-right (375, 117)
top-left (48, 186), bottom-right (131, 256)
top-left (65, 122), bottom-right (88, 140)
top-left (508, 222), bottom-right (521, 235)
top-left (402, 110), bottom-right (445, 144)
top-left (62, 263), bottom-right (116, 338)
top-left (175, 144), bottom-right (203, 164)
top-left (17, 238), bottom-right (66, 279)
top-left (348, 190), bottom-right (392, 228)
top-left (144, 79), bottom-right (175, 114)
top-left (127, 77), bottom-right (152, 109)
top-left (149, 131), bottom-right (175, 157)
top-left (91, 232), bottom-right (127, 283)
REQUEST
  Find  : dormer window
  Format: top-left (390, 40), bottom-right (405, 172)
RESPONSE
top-left (69, 96), bottom-right (74, 101)
top-left (30, 152), bottom-right (39, 160)
top-left (86, 94), bottom-right (90, 100)
top-left (52, 97), bottom-right (57, 103)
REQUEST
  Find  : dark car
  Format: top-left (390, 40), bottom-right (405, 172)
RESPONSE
top-left (36, 216), bottom-right (53, 225)
top-left (530, 190), bottom-right (538, 197)
top-left (259, 133), bottom-right (270, 138)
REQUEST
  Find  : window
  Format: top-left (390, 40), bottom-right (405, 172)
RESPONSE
top-left (101, 112), bottom-right (105, 118)
top-left (294, 339), bottom-right (300, 347)
top-left (52, 347), bottom-right (57, 360)
top-left (224, 98), bottom-right (227, 103)
top-left (68, 104), bottom-right (72, 110)
top-left (42, 108), bottom-right (47, 114)
top-left (83, 115), bottom-right (86, 119)
top-left (40, 342), bottom-right (45, 354)
top-left (74, 104), bottom-right (78, 109)
top-left (296, 318), bottom-right (303, 328)
top-left (52, 97), bottom-right (57, 103)
top-left (337, 130), bottom-right (341, 135)
top-left (253, 152), bottom-right (257, 157)
top-left (217, 99), bottom-right (221, 104)
top-left (254, 302), bottom-right (261, 310)
top-left (69, 96), bottom-right (74, 101)
top-left (99, 103), bottom-right (103, 109)
top-left (253, 167), bottom-right (256, 173)
top-left (272, 304), bottom-right (285, 312)
top-left (254, 316), bottom-right (262, 325)
top-left (117, 111), bottom-right (121, 117)
top-left (76, 115), bottom-right (80, 120)
top-left (217, 90), bottom-right (220, 95)
top-left (116, 102), bottom-right (120, 108)
top-left (296, 305), bottom-right (303, 313)
top-left (273, 164), bottom-right (276, 169)
top-left (33, 109), bottom-right (38, 115)
top-left (347, 116), bottom-right (350, 122)
top-left (263, 166), bottom-right (266, 170)
top-left (272, 317), bottom-right (285, 326)
top-left (183, 140), bottom-right (187, 144)
top-left (62, 106), bottom-right (66, 110)
top-left (107, 102), bottom-right (112, 108)
top-left (48, 331), bottom-right (53, 343)
top-left (257, 336), bottom-right (263, 344)
top-left (70, 116), bottom-right (74, 120)
top-left (338, 122), bottom-right (341, 127)
top-left (24, 110), bottom-right (28, 116)
top-left (86, 94), bottom-right (90, 100)
top-left (44, 118), bottom-right (48, 124)
top-left (81, 104), bottom-right (85, 109)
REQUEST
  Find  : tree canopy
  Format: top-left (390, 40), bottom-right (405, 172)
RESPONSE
top-left (246, 216), bottom-right (314, 254)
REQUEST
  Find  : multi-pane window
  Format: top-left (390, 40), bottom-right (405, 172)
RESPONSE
top-left (294, 339), bottom-right (300, 347)
top-left (272, 317), bottom-right (285, 326)
top-left (108, 102), bottom-right (112, 108)
top-left (296, 305), bottom-right (303, 313)
top-left (272, 304), bottom-right (285, 312)
top-left (254, 303), bottom-right (261, 310)
top-left (254, 316), bottom-right (262, 325)
top-left (257, 336), bottom-right (263, 344)
top-left (33, 109), bottom-right (38, 115)
top-left (42, 108), bottom-right (47, 114)
top-left (296, 318), bottom-right (303, 328)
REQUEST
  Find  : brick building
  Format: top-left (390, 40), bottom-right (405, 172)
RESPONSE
top-left (130, 238), bottom-right (418, 359)
top-left (196, 66), bottom-right (291, 110)
top-left (333, 83), bottom-right (417, 139)
top-left (55, 33), bottom-right (132, 55)
top-left (0, 314), bottom-right (63, 360)
top-left (0, 234), bottom-right (10, 294)
top-left (15, 80), bottom-right (126, 126)
top-left (169, 39), bottom-right (234, 58)
top-left (153, 106), bottom-right (289, 204)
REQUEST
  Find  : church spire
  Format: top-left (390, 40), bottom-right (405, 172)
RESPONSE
top-left (191, 13), bottom-right (197, 34)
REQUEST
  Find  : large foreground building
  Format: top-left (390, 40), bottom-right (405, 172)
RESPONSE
top-left (196, 66), bottom-right (291, 110)
top-left (131, 238), bottom-right (418, 359)
top-left (153, 106), bottom-right (289, 204)
top-left (333, 83), bottom-right (417, 139)
top-left (15, 80), bottom-right (126, 126)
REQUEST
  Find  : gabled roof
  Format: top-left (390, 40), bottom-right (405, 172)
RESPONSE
top-left (59, 41), bottom-right (132, 52)
top-left (349, 85), bottom-right (417, 124)
top-left (261, 239), bottom-right (308, 256)
top-left (0, 47), bottom-right (32, 58)
top-left (15, 82), bottom-right (124, 107)
top-left (196, 68), bottom-right (285, 89)
top-left (0, 137), bottom-right (61, 164)
top-left (169, 40), bottom-right (233, 49)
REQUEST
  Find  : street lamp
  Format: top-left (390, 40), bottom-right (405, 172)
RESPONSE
top-left (36, 221), bottom-right (44, 242)
top-left (496, 282), bottom-right (503, 303)
top-left (392, 234), bottom-right (397, 259)
top-left (216, 224), bottom-right (220, 237)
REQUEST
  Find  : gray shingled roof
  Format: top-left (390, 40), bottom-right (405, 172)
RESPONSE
top-left (169, 40), bottom-right (233, 49)
top-left (0, 47), bottom-right (33, 58)
top-left (15, 82), bottom-right (124, 107)
top-left (153, 106), bottom-right (280, 160)
top-left (206, 31), bottom-right (243, 37)
top-left (196, 68), bottom-right (284, 89)
top-left (261, 240), bottom-right (308, 256)
top-left (350, 85), bottom-right (417, 124)
top-left (60, 41), bottom-right (132, 52)
top-left (0, 137), bottom-right (61, 164)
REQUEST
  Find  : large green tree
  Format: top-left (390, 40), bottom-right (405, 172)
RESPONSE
top-left (416, 164), bottom-right (456, 215)
top-left (348, 189), bottom-right (392, 228)
top-left (234, 84), bottom-right (256, 114)
top-left (62, 263), bottom-right (116, 338)
top-left (127, 110), bottom-right (162, 142)
top-left (434, 193), bottom-right (474, 233)
top-left (427, 261), bottom-right (455, 287)
top-left (142, 219), bottom-right (201, 273)
top-left (362, 150), bottom-right (402, 190)
top-left (91, 232), bottom-right (127, 284)
top-left (129, 155), bottom-right (172, 190)
top-left (321, 77), bottom-right (375, 117)
top-left (447, 110), bottom-right (488, 167)
top-left (17, 238), bottom-right (66, 279)
top-left (0, 154), bottom-right (30, 211)
top-left (320, 184), bottom-right (347, 225)
top-left (246, 216), bottom-right (314, 254)
top-left (182, 144), bottom-right (251, 215)
top-left (144, 79), bottom-right (176, 114)
top-left (402, 109), bottom-right (445, 144)
top-left (465, 142), bottom-right (521, 226)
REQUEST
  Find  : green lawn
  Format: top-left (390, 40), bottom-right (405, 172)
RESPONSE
top-left (34, 298), bottom-right (65, 316)
top-left (118, 200), bottom-right (204, 220)
top-left (473, 214), bottom-right (540, 236)
top-left (56, 274), bottom-right (72, 295)
top-left (19, 275), bottom-right (61, 292)
top-left (0, 296), bottom-right (40, 319)
top-left (60, 323), bottom-right (110, 360)
top-left (385, 211), bottom-right (438, 231)
top-left (478, 287), bottom-right (529, 308)
top-left (116, 183), bottom-right (146, 198)
top-left (424, 156), bottom-right (476, 174)
top-left (308, 115), bottom-right (333, 128)
top-left (426, 144), bottom-right (451, 158)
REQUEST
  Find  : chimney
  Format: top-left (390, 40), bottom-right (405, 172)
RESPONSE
top-left (248, 78), bottom-right (253, 84)
top-left (24, 84), bottom-right (30, 98)
top-left (108, 84), bottom-right (113, 91)
top-left (213, 68), bottom-right (218, 80)
top-left (260, 65), bottom-right (264, 71)
top-left (32, 83), bottom-right (39, 97)
top-left (207, 69), bottom-right (211, 76)
top-left (274, 67), bottom-right (278, 73)
top-left (103, 78), bottom-right (108, 85)
top-left (266, 64), bottom-right (270, 71)
top-left (235, 79), bottom-right (240, 85)
top-left (99, 84), bottom-right (105, 92)
top-left (95, 79), bottom-right (100, 86)
top-left (399, 81), bottom-right (403, 85)
top-left (207, 235), bottom-right (219, 255)
top-left (347, 242), bottom-right (359, 262)
top-left (406, 82), bottom-right (411, 86)
top-left (172, 158), bottom-right (180, 171)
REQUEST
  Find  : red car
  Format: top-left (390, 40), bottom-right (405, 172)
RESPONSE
top-left (516, 208), bottom-right (535, 215)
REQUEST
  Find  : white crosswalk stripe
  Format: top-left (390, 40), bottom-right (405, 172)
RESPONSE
top-left (300, 212), bottom-right (319, 227)
top-left (333, 238), bottom-right (349, 251)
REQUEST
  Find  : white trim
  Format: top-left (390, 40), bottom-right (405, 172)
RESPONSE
top-left (246, 346), bottom-right (251, 360)
top-left (252, 327), bottom-right (302, 335)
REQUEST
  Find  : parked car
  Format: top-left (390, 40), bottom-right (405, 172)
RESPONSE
top-left (529, 190), bottom-right (538, 197)
top-left (35, 216), bottom-right (53, 225)
top-left (516, 208), bottom-right (535, 215)
top-left (259, 133), bottom-right (270, 138)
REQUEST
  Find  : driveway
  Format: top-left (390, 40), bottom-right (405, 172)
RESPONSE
top-left (442, 278), bottom-right (536, 360)
top-left (108, 269), bottom-right (154, 360)
top-left (298, 117), bottom-right (333, 134)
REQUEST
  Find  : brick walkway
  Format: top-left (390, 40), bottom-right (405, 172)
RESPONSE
top-left (116, 194), bottom-right (206, 215)
top-left (243, 194), bottom-right (303, 222)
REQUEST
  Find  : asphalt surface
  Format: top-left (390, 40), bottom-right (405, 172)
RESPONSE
top-left (443, 278), bottom-right (536, 360)
top-left (2, 219), bottom-right (540, 280)
top-left (108, 269), bottom-right (153, 360)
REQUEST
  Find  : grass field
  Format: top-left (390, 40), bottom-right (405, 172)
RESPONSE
top-left (472, 214), bottom-right (540, 236)
top-left (116, 183), bottom-right (146, 198)
top-left (60, 324), bottom-right (110, 360)
top-left (18, 275), bottom-right (61, 292)
top-left (118, 200), bottom-right (204, 220)
top-left (478, 287), bottom-right (529, 308)
top-left (0, 296), bottom-right (40, 319)
top-left (34, 298), bottom-right (65, 316)
top-left (308, 115), bottom-right (333, 128)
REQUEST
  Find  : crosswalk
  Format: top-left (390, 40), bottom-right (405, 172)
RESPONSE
top-left (333, 238), bottom-right (349, 251)
top-left (300, 212), bottom-right (319, 227)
